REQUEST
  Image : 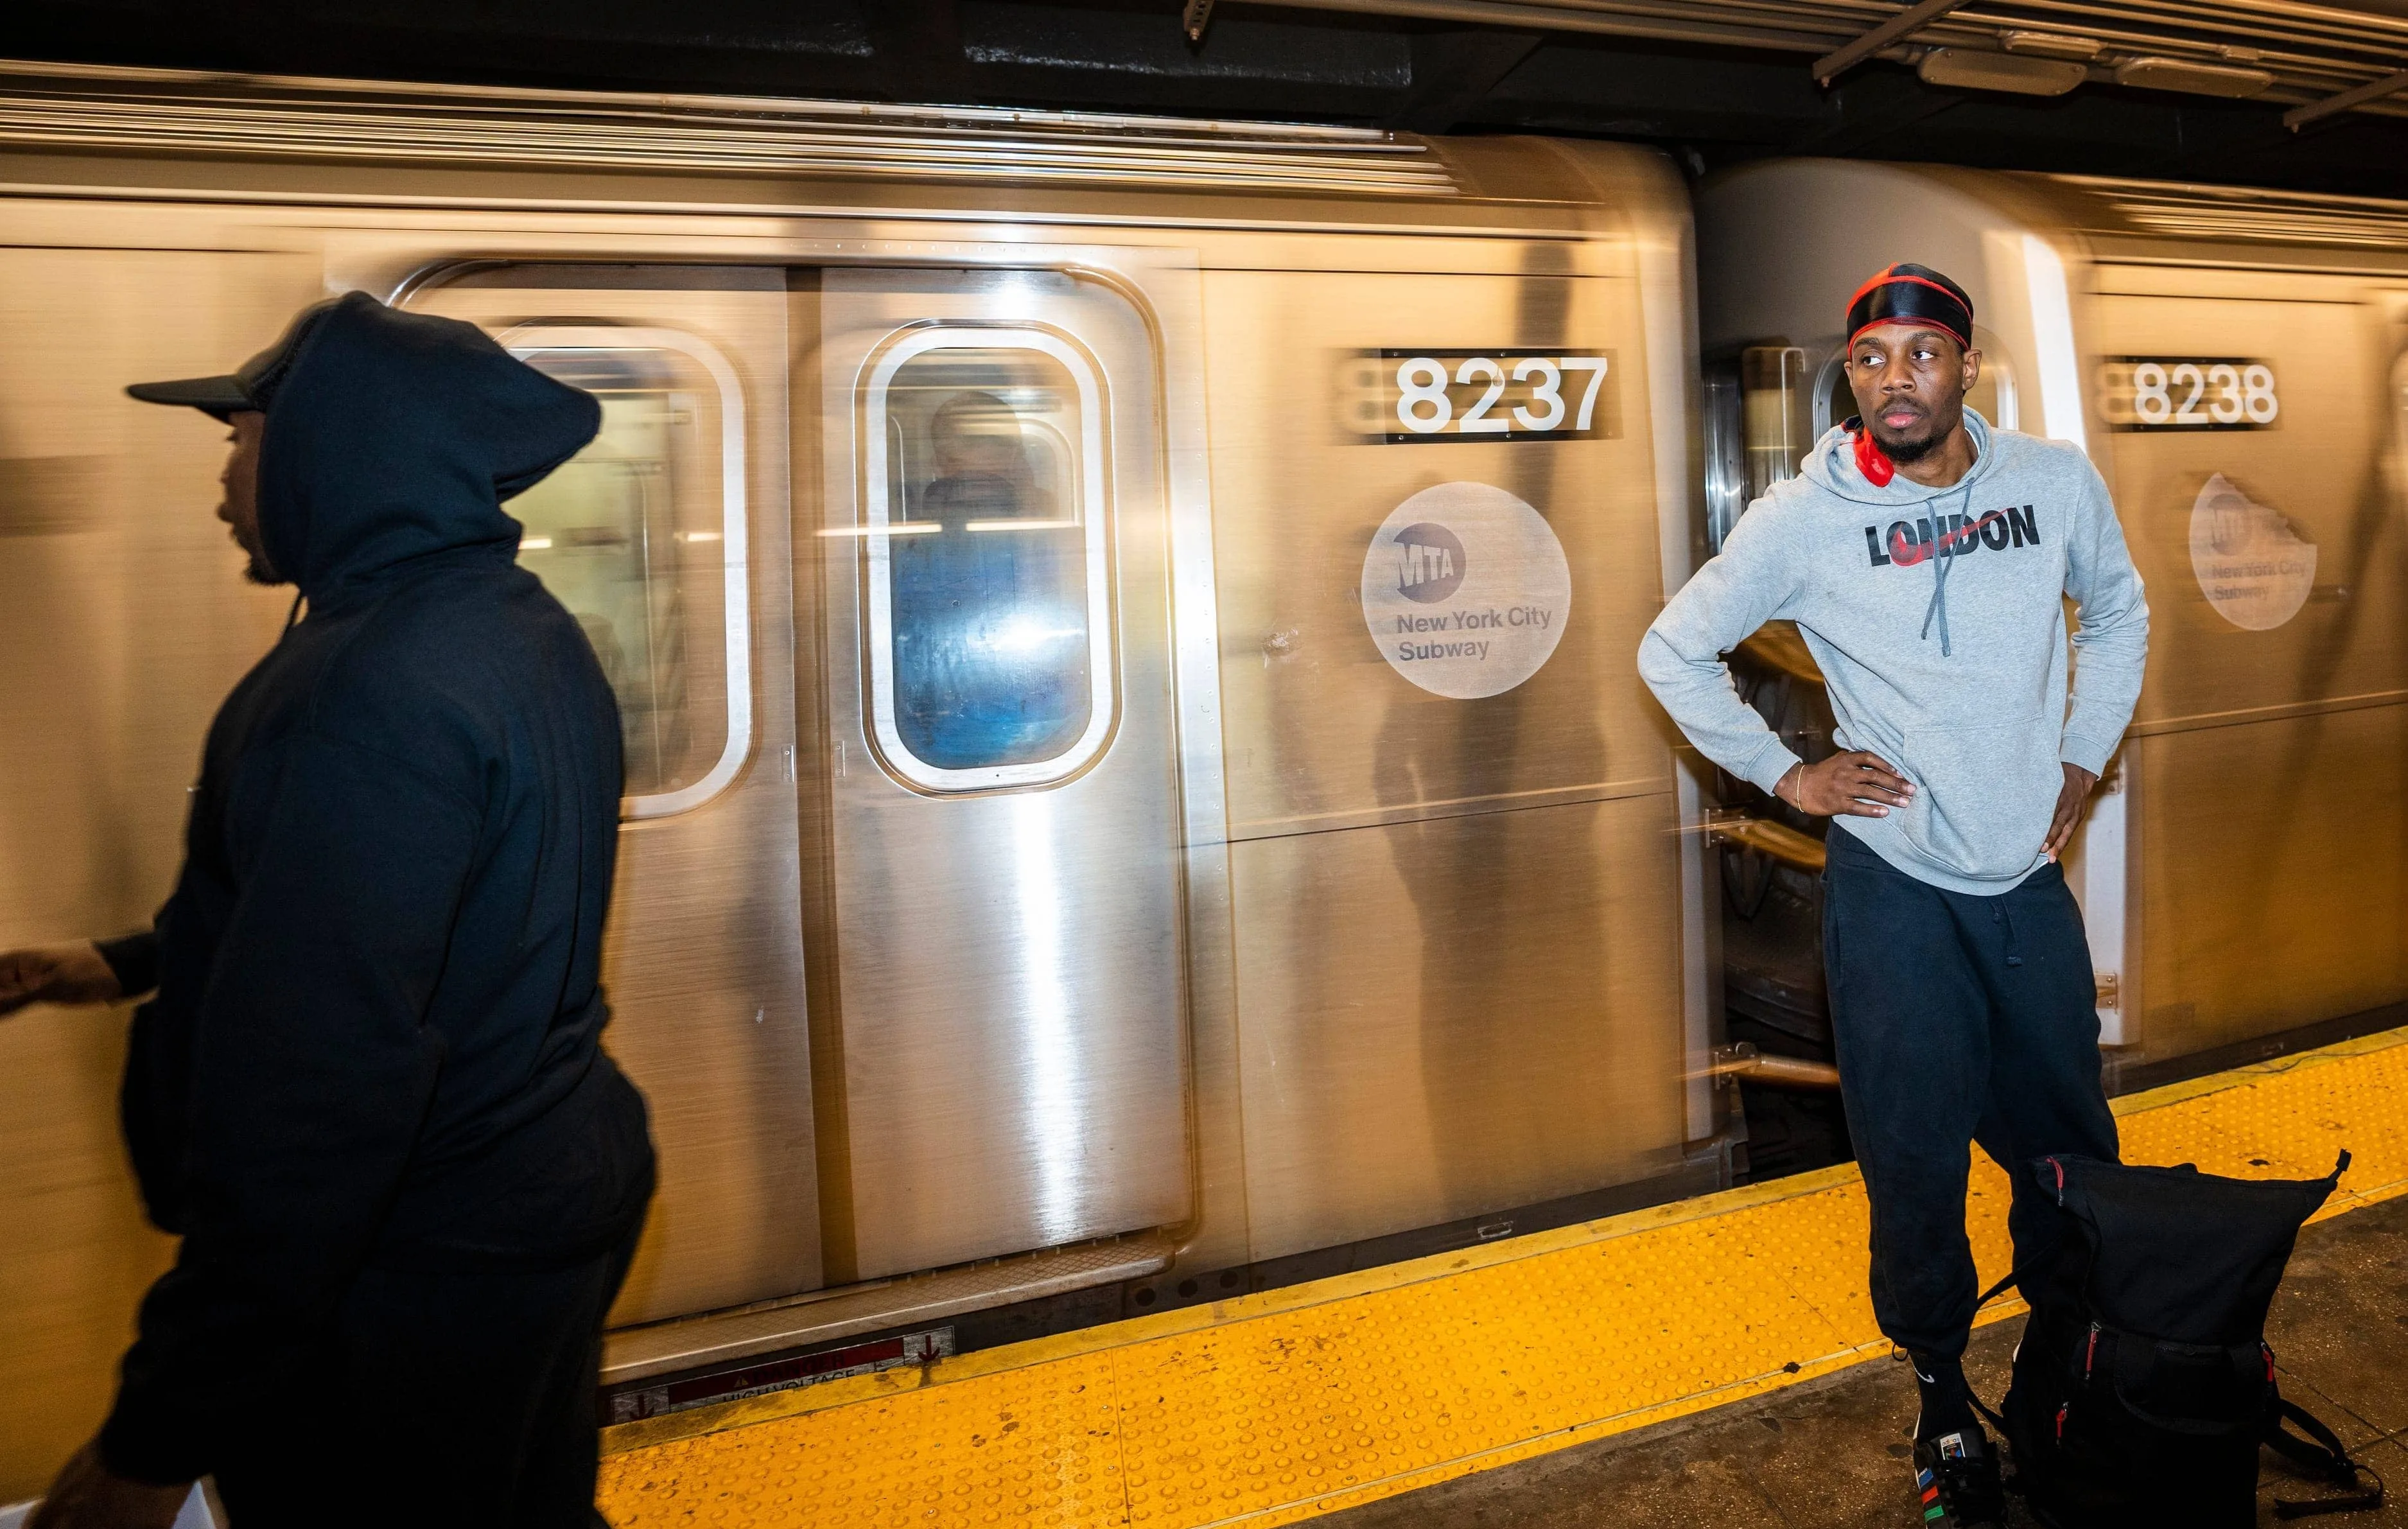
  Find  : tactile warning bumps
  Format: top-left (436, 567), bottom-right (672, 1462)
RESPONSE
top-left (600, 1350), bottom-right (1125, 1529)
top-left (598, 1028), bottom-right (2408, 1529)
top-left (1111, 1210), bottom-right (1854, 1527)
top-left (2118, 1039), bottom-right (2408, 1209)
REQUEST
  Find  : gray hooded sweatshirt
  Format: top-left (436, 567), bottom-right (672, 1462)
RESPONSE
top-left (1639, 410), bottom-right (2149, 895)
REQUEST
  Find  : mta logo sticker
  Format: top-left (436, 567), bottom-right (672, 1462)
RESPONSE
top-left (2191, 472), bottom-right (2314, 631)
top-left (1391, 521), bottom-right (1468, 603)
top-left (1361, 482), bottom-right (1570, 700)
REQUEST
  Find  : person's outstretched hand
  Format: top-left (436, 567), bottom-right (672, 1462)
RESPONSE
top-left (25, 1440), bottom-right (189, 1529)
top-left (0, 942), bottom-right (123, 1017)
top-left (1775, 751), bottom-right (1914, 818)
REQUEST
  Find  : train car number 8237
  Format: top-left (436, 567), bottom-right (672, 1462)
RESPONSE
top-left (1356, 350), bottom-right (1616, 444)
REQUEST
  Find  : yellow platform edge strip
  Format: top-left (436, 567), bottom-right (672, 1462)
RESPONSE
top-left (599, 1024), bottom-right (2408, 1529)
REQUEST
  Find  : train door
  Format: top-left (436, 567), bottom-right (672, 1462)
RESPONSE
top-left (409, 268), bottom-right (819, 1325)
top-left (808, 268), bottom-right (1191, 1284)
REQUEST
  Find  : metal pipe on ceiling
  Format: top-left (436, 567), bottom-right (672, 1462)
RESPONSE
top-left (2287, 64), bottom-right (2408, 125)
top-left (1816, 0), bottom-right (1980, 84)
top-left (1240, 0), bottom-right (2408, 116)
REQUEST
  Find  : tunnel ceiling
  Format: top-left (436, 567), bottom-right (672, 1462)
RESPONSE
top-left (5, 0), bottom-right (2408, 198)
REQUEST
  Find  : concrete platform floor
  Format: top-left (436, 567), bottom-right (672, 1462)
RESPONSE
top-left (1320, 1192), bottom-right (2408, 1529)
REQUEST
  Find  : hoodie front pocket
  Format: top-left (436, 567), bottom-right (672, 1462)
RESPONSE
top-left (1899, 719), bottom-right (2059, 882)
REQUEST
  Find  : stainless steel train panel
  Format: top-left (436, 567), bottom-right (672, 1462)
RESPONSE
top-left (2091, 283), bottom-right (2408, 726)
top-left (412, 272), bottom-right (818, 1325)
top-left (1230, 792), bottom-right (1688, 1258)
top-left (2089, 275), bottom-right (2408, 1057)
top-left (1205, 266), bottom-right (1674, 843)
top-left (1197, 256), bottom-right (1692, 1261)
top-left (0, 70), bottom-right (1709, 1499)
top-left (0, 241), bottom-right (325, 1496)
top-left (2132, 705), bottom-right (2408, 1058)
top-left (814, 267), bottom-right (1191, 1283)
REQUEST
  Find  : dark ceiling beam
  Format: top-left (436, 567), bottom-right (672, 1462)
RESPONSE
top-left (2130, 102), bottom-right (2292, 182)
top-left (1811, 0), bottom-right (1973, 87)
top-left (1786, 64), bottom-right (1959, 157)
top-left (862, 0), bottom-right (965, 105)
top-left (1387, 28), bottom-right (1540, 134)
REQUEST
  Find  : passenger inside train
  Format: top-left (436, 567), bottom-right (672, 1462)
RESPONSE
top-left (1643, 263), bottom-right (2149, 1526)
top-left (888, 380), bottom-right (1092, 771)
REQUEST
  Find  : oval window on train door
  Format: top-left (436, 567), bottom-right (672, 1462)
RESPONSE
top-left (857, 327), bottom-right (1115, 791)
top-left (502, 327), bottom-right (751, 819)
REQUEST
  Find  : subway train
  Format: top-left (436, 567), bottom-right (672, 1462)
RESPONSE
top-left (0, 59), bottom-right (2399, 1496)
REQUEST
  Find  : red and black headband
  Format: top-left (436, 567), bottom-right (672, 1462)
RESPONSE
top-left (1846, 265), bottom-right (1973, 352)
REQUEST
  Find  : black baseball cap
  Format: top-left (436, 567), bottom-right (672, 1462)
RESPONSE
top-left (126, 297), bottom-right (342, 421)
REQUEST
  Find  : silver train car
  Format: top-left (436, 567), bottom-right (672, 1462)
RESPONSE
top-left (4, 60), bottom-right (2402, 1501)
top-left (0, 63), bottom-right (1713, 1492)
top-left (1697, 162), bottom-right (2408, 1083)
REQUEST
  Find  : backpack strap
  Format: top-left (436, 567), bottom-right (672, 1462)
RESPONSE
top-left (1962, 1266), bottom-right (2036, 1435)
top-left (2268, 1396), bottom-right (2387, 1519)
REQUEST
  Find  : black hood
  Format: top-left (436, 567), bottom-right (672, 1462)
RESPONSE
top-left (257, 292), bottom-right (601, 607)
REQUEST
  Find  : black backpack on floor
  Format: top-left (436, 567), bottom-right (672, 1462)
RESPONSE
top-left (1985, 1151), bottom-right (2383, 1527)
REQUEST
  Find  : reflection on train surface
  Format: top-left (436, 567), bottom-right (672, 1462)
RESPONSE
top-left (0, 61), bottom-right (2399, 1495)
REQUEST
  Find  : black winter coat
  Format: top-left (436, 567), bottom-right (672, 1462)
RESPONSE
top-left (96, 292), bottom-right (656, 1483)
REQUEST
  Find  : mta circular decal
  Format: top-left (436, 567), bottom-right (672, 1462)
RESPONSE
top-left (1361, 482), bottom-right (1571, 700)
top-left (2190, 472), bottom-right (2314, 631)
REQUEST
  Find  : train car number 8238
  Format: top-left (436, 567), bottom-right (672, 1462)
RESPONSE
top-left (2099, 356), bottom-right (2280, 431)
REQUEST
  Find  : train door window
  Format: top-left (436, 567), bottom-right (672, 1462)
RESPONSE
top-left (1813, 355), bottom-right (1847, 439)
top-left (1743, 345), bottom-right (1812, 501)
top-left (857, 328), bottom-right (1113, 791)
top-left (1702, 363), bottom-right (1744, 550)
top-left (502, 327), bottom-right (750, 817)
top-left (1702, 344), bottom-right (1809, 548)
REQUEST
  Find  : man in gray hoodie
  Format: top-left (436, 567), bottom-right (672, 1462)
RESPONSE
top-left (1640, 265), bottom-right (2147, 1526)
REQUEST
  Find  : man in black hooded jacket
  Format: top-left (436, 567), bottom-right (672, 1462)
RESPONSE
top-left (0, 291), bottom-right (656, 1528)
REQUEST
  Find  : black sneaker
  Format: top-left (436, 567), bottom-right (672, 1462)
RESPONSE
top-left (1913, 1425), bottom-right (2006, 1526)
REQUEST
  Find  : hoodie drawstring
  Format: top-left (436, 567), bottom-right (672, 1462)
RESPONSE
top-left (1847, 420), bottom-right (1980, 661)
top-left (1913, 485), bottom-right (1975, 659)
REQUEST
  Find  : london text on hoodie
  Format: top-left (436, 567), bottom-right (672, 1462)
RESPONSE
top-left (1638, 410), bottom-right (2149, 895)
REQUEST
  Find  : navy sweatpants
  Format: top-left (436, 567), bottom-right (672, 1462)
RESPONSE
top-left (1822, 824), bottom-right (2120, 1359)
top-left (211, 1216), bottom-right (643, 1529)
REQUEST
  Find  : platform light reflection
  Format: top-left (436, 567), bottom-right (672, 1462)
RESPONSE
top-left (1011, 789), bottom-right (1085, 1244)
top-left (2023, 234), bottom-right (2088, 453)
